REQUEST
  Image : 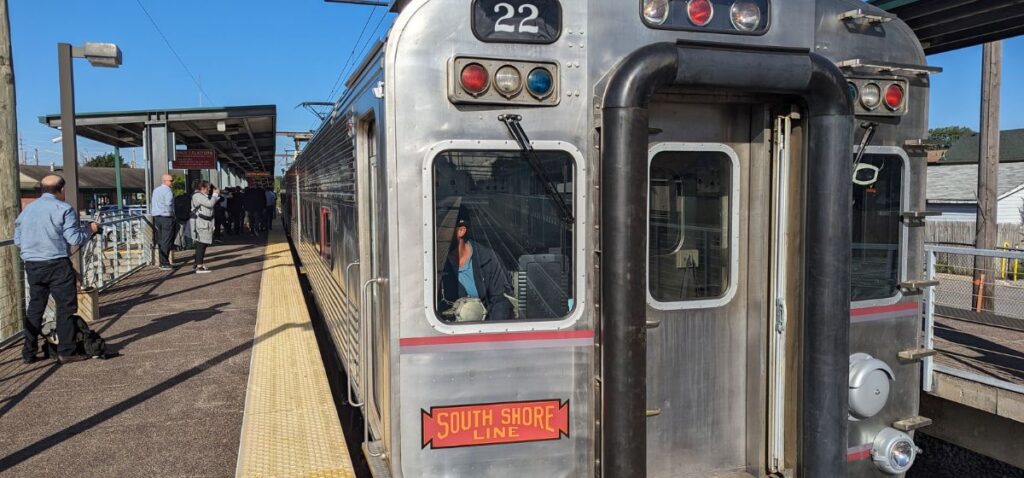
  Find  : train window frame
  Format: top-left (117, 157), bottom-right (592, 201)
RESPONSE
top-left (850, 145), bottom-right (910, 307)
top-left (646, 142), bottom-right (741, 310)
top-left (421, 140), bottom-right (587, 335)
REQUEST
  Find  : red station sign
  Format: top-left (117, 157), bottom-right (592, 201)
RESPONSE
top-left (421, 399), bottom-right (570, 449)
top-left (173, 149), bottom-right (217, 170)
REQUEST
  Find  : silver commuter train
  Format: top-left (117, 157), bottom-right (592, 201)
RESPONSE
top-left (283, 0), bottom-right (936, 476)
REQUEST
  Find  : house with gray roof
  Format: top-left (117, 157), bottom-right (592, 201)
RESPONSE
top-left (927, 161), bottom-right (1024, 224)
top-left (927, 130), bottom-right (1024, 224)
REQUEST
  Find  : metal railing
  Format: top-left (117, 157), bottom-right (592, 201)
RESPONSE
top-left (80, 214), bottom-right (153, 290)
top-left (923, 245), bottom-right (1024, 395)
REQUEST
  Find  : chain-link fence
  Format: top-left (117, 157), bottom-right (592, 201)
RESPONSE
top-left (923, 245), bottom-right (1024, 394)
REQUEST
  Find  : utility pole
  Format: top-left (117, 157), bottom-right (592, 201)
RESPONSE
top-left (0, 0), bottom-right (25, 340)
top-left (58, 42), bottom-right (81, 214)
top-left (973, 41), bottom-right (1002, 312)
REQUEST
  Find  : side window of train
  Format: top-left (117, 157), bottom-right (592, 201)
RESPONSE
top-left (432, 149), bottom-right (576, 324)
top-left (648, 144), bottom-right (739, 308)
top-left (320, 207), bottom-right (333, 268)
top-left (851, 152), bottom-right (905, 302)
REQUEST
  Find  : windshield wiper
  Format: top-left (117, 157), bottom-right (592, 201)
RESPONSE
top-left (498, 114), bottom-right (576, 225)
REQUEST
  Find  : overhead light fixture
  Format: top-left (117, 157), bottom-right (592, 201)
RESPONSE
top-left (80, 42), bottom-right (122, 68)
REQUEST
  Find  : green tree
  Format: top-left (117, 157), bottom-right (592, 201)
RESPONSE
top-left (926, 126), bottom-right (974, 149)
top-left (83, 152), bottom-right (128, 168)
top-left (171, 174), bottom-right (186, 196)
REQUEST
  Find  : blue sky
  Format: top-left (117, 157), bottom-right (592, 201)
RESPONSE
top-left (7, 1), bottom-right (1023, 172)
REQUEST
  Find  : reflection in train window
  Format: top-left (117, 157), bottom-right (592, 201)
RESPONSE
top-left (851, 153), bottom-right (903, 301)
top-left (648, 150), bottom-right (733, 302)
top-left (433, 150), bottom-right (574, 323)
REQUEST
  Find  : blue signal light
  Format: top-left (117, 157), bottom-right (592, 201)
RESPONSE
top-left (527, 68), bottom-right (554, 98)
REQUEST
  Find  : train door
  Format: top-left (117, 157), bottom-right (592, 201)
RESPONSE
top-left (357, 114), bottom-right (390, 455)
top-left (644, 103), bottom-right (780, 477)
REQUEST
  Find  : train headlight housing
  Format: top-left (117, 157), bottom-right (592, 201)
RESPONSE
top-left (860, 82), bottom-right (882, 110)
top-left (687, 0), bottom-right (714, 26)
top-left (460, 63), bottom-right (490, 96)
top-left (494, 66), bottom-right (523, 98)
top-left (527, 67), bottom-right (554, 99)
top-left (729, 1), bottom-right (761, 31)
top-left (643, 0), bottom-right (670, 25)
top-left (871, 427), bottom-right (917, 475)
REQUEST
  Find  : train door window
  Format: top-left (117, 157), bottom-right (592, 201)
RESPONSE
top-left (431, 149), bottom-right (576, 324)
top-left (648, 144), bottom-right (739, 307)
top-left (320, 207), bottom-right (332, 267)
top-left (851, 152), bottom-right (905, 302)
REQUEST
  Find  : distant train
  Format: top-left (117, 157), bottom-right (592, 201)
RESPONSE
top-left (283, 0), bottom-right (936, 476)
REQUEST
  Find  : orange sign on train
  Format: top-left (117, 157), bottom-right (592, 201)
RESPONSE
top-left (421, 399), bottom-right (570, 449)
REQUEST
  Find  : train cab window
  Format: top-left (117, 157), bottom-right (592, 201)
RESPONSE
top-left (851, 153), bottom-right (904, 301)
top-left (648, 147), bottom-right (736, 305)
top-left (433, 150), bottom-right (575, 323)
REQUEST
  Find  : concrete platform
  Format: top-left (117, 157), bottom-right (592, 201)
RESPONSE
top-left (0, 236), bottom-right (265, 477)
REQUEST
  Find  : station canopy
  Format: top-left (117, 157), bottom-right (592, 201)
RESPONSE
top-left (869, 0), bottom-right (1024, 55)
top-left (40, 105), bottom-right (277, 173)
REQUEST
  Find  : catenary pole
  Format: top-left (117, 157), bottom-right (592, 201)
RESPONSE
top-left (0, 0), bottom-right (24, 340)
top-left (973, 41), bottom-right (1001, 312)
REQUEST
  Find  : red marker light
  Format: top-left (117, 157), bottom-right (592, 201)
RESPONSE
top-left (884, 83), bottom-right (905, 110)
top-left (688, 0), bottom-right (714, 26)
top-left (460, 63), bottom-right (489, 96)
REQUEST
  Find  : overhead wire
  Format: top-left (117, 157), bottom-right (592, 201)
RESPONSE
top-left (325, 7), bottom-right (380, 102)
top-left (134, 0), bottom-right (216, 106)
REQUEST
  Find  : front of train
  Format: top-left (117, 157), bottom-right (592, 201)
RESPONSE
top-left (378, 0), bottom-right (934, 476)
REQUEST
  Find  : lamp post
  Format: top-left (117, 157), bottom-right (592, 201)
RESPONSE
top-left (58, 42), bottom-right (122, 215)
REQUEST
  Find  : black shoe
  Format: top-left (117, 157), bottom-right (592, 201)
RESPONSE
top-left (22, 355), bottom-right (39, 365)
top-left (57, 354), bottom-right (89, 364)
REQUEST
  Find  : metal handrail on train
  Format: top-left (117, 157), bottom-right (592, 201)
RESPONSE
top-left (361, 276), bottom-right (386, 457)
top-left (345, 260), bottom-right (362, 407)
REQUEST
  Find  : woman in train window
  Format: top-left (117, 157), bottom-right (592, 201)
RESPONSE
top-left (439, 217), bottom-right (516, 322)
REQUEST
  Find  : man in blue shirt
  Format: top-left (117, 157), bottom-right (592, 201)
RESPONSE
top-left (14, 175), bottom-right (98, 364)
top-left (151, 174), bottom-right (175, 270)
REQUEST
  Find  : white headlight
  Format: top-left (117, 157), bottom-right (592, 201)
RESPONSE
top-left (644, 0), bottom-right (670, 25)
top-left (494, 66), bottom-right (523, 98)
top-left (730, 1), bottom-right (761, 31)
top-left (861, 82), bottom-right (882, 110)
top-left (871, 427), bottom-right (917, 475)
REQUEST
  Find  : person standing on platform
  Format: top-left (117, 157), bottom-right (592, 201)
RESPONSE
top-left (264, 188), bottom-right (276, 231)
top-left (151, 174), bottom-right (176, 271)
top-left (213, 186), bottom-right (227, 241)
top-left (190, 181), bottom-right (218, 273)
top-left (14, 175), bottom-right (99, 364)
top-left (228, 187), bottom-right (244, 235)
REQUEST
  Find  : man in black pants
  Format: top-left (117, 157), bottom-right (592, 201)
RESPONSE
top-left (14, 175), bottom-right (98, 364)
top-left (151, 174), bottom-right (176, 270)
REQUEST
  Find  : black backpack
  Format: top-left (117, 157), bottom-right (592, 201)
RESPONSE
top-left (73, 316), bottom-right (108, 358)
top-left (174, 194), bottom-right (192, 221)
top-left (43, 315), bottom-right (109, 359)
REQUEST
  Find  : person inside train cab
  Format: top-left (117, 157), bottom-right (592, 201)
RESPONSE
top-left (439, 217), bottom-right (515, 322)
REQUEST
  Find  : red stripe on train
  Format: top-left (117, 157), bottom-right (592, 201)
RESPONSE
top-left (400, 329), bottom-right (594, 347)
top-left (850, 302), bottom-right (919, 317)
top-left (847, 448), bottom-right (872, 461)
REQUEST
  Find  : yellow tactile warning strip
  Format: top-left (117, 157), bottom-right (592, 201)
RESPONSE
top-left (236, 230), bottom-right (356, 478)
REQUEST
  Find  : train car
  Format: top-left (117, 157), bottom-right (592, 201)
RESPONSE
top-left (282, 0), bottom-right (938, 476)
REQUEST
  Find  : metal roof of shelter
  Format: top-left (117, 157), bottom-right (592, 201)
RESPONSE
top-left (39, 105), bottom-right (277, 173)
top-left (869, 0), bottom-right (1024, 55)
top-left (19, 164), bottom-right (147, 191)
